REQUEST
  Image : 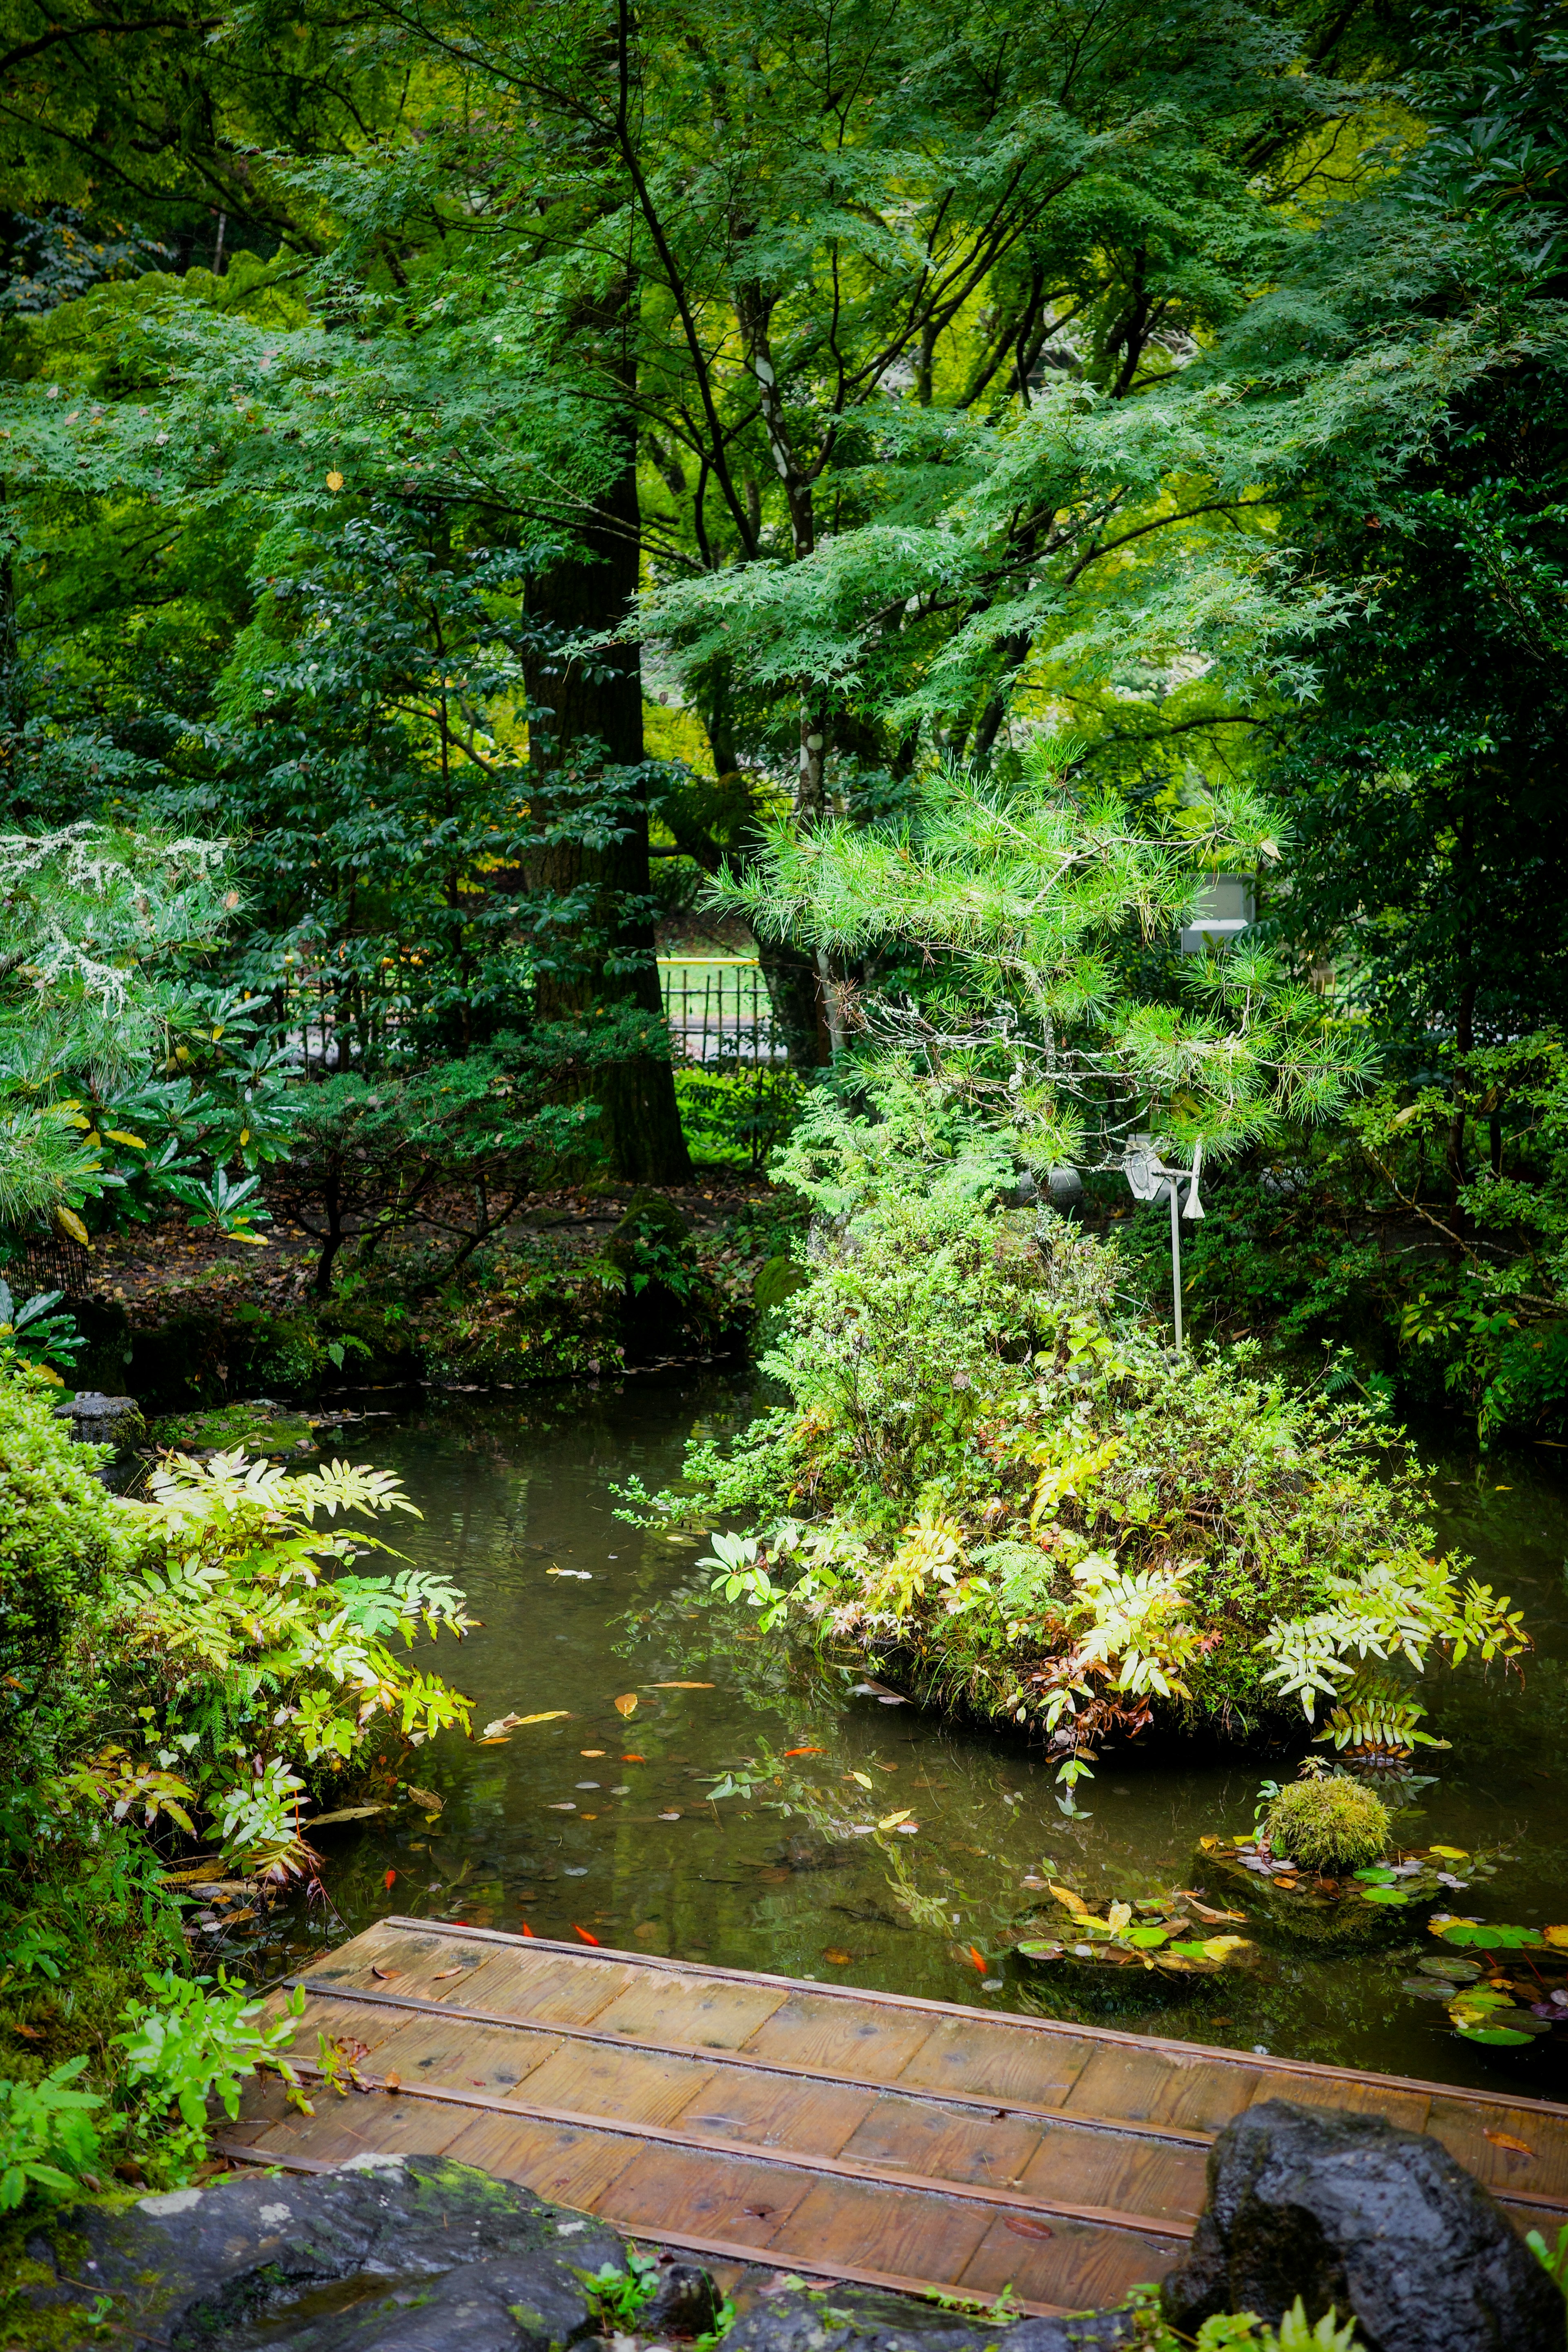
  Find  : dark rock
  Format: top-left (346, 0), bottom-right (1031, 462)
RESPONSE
top-left (23, 2153), bottom-right (627, 2350)
top-left (54, 1390), bottom-right (146, 1450)
top-left (640, 2258), bottom-right (724, 2337)
top-left (1160, 2097), bottom-right (1564, 2352)
top-left (725, 2281), bottom-right (1130, 2352)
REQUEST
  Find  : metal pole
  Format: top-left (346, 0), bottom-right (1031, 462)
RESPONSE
top-left (1168, 1177), bottom-right (1183, 1352)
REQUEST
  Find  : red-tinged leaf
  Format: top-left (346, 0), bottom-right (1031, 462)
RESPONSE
top-left (372, 1966), bottom-right (399, 1981)
top-left (383, 1869), bottom-right (397, 1890)
top-left (383, 2071), bottom-right (402, 2093)
top-left (431, 1967), bottom-right (466, 1980)
top-left (1005, 2217), bottom-right (1054, 2241)
top-left (573, 1923), bottom-right (600, 1944)
top-left (613, 1693), bottom-right (638, 1717)
top-left (1484, 2129), bottom-right (1535, 2156)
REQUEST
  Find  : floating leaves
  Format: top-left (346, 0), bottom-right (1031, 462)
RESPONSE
top-left (1016, 1881), bottom-right (1260, 1976)
top-left (484, 1711), bottom-right (570, 1734)
top-left (613, 1694), bottom-right (638, 1718)
top-left (651, 1681), bottom-right (715, 1689)
top-left (823, 1947), bottom-right (853, 1965)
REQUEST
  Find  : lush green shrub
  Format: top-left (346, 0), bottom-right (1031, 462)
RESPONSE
top-left (1263, 1777), bottom-right (1392, 1871)
top-left (0, 1365), bottom-right (134, 1760)
top-left (638, 1089), bottom-right (1529, 1795)
top-left (0, 2058), bottom-right (104, 2210)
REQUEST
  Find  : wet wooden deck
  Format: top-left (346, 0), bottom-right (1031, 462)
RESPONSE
top-left (225, 1917), bottom-right (1568, 2318)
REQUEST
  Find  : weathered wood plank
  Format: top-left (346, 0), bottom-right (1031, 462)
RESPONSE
top-left (235, 1917), bottom-right (1568, 2319)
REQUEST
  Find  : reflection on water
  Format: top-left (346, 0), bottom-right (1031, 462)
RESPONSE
top-left (247, 1372), bottom-right (1568, 2099)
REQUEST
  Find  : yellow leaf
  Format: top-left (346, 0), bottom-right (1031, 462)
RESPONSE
top-left (612, 1693), bottom-right (639, 1718)
top-left (849, 1770), bottom-right (874, 1789)
top-left (877, 1809), bottom-right (914, 1831)
top-left (650, 1681), bottom-right (715, 1689)
top-left (104, 1131), bottom-right (145, 1149)
top-left (1429, 1845), bottom-right (1470, 1861)
top-left (508, 1711), bottom-right (570, 1727)
top-left (51, 1205), bottom-right (91, 1247)
top-left (33, 1361), bottom-right (63, 1384)
top-left (83, 1131), bottom-right (100, 1149)
top-left (1049, 1883), bottom-right (1089, 1915)
top-left (1108, 1900), bottom-right (1133, 1936)
top-left (1541, 1925), bottom-right (1568, 1949)
top-left (1202, 1935), bottom-right (1250, 1961)
top-left (326, 469), bottom-right (344, 491)
top-left (229, 1229), bottom-right (271, 1245)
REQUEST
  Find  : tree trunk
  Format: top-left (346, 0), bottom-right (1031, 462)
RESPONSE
top-left (526, 283), bottom-right (688, 1184)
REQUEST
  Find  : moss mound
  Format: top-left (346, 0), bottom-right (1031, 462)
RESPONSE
top-left (1264, 1777), bottom-right (1392, 1873)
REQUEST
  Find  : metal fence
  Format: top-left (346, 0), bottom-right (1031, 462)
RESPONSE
top-left (658, 958), bottom-right (784, 1065)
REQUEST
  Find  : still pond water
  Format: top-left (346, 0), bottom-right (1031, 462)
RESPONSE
top-left (251, 1371), bottom-right (1568, 2100)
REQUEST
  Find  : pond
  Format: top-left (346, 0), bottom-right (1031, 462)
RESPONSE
top-left (242, 1371), bottom-right (1568, 2100)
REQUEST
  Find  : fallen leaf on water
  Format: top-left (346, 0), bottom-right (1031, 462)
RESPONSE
top-left (404, 1786), bottom-right (444, 1813)
top-left (573, 1924), bottom-right (600, 1945)
top-left (431, 1967), bottom-right (466, 1980)
top-left (1430, 1845), bottom-right (1470, 1862)
top-left (659, 1810), bottom-right (682, 1821)
top-left (613, 1694), bottom-right (639, 1717)
top-left (310, 1804), bottom-right (387, 1827)
top-left (1005, 2217), bottom-right (1054, 2242)
top-left (510, 1711), bottom-right (571, 1729)
top-left (1484, 2130), bottom-right (1535, 2156)
top-left (849, 1770), bottom-right (874, 1790)
top-left (784, 1746), bottom-right (826, 1756)
top-left (651, 1682), bottom-right (715, 1689)
top-left (1049, 1883), bottom-right (1090, 1915)
top-left (878, 1810), bottom-right (914, 1831)
top-left (1542, 1925), bottom-right (1568, 1949)
top-left (383, 1869), bottom-right (397, 1890)
top-left (823, 1947), bottom-right (853, 1965)
top-left (1171, 1892), bottom-right (1248, 1924)
top-left (545, 1802), bottom-right (576, 1811)
top-left (478, 1736), bottom-right (510, 1746)
top-left (581, 1749), bottom-right (606, 1757)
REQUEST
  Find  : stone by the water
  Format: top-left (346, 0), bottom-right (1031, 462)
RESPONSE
top-left (1160, 2097), bottom-right (1564, 2351)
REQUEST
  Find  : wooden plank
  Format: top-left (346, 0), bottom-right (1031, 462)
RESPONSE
top-left (519, 2039), bottom-right (724, 2129)
top-left (441, 2110), bottom-right (643, 2212)
top-left (242, 1918), bottom-right (1568, 2315)
top-left (671, 2068), bottom-right (878, 2160)
top-left (742, 1992), bottom-right (936, 2084)
top-left (957, 2206), bottom-right (1173, 2308)
top-left (379, 1921), bottom-right (1568, 2123)
top-left (593, 2140), bottom-right (813, 2247)
top-left (775, 2173), bottom-right (993, 2290)
top-left (898, 2016), bottom-right (1097, 2110)
top-left (591, 1973), bottom-right (791, 2052)
top-left (837, 2095), bottom-right (1045, 2189)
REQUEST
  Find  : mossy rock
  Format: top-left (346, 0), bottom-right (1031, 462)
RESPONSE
top-left (1264, 1776), bottom-right (1391, 1871)
top-left (753, 1253), bottom-right (811, 1312)
top-left (150, 1401), bottom-right (316, 1455)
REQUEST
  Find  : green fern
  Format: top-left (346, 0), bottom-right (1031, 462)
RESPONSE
top-left (1316, 1670), bottom-right (1449, 1761)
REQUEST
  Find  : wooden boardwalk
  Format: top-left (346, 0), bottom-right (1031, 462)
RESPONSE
top-left (226, 1916), bottom-right (1568, 2318)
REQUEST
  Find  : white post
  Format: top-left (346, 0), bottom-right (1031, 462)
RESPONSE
top-left (1168, 1177), bottom-right (1183, 1352)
